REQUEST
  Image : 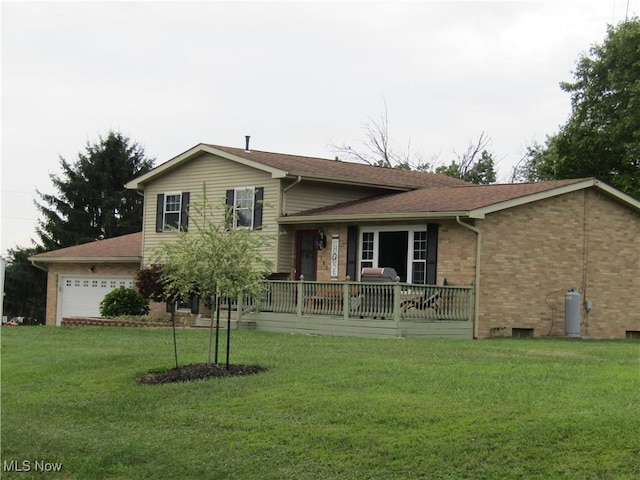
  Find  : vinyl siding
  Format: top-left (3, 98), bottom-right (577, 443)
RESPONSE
top-left (142, 152), bottom-right (282, 269)
top-left (283, 181), bottom-right (382, 214)
top-left (276, 225), bottom-right (294, 276)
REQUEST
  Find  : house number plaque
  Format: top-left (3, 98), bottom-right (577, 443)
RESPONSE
top-left (331, 236), bottom-right (339, 279)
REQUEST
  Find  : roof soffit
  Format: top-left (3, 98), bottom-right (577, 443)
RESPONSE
top-left (469, 179), bottom-right (640, 218)
top-left (125, 144), bottom-right (288, 190)
top-left (29, 256), bottom-right (141, 264)
top-left (276, 178), bottom-right (640, 222)
top-left (277, 211), bottom-right (470, 224)
top-left (468, 179), bottom-right (597, 218)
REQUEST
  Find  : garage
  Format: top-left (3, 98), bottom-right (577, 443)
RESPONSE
top-left (29, 232), bottom-right (143, 326)
top-left (57, 275), bottom-right (134, 325)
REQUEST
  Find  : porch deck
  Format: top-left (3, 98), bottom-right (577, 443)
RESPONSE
top-left (237, 280), bottom-right (474, 339)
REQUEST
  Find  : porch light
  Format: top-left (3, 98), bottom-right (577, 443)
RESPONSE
top-left (317, 229), bottom-right (327, 250)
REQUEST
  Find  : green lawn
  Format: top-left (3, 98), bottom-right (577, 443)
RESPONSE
top-left (2, 327), bottom-right (639, 479)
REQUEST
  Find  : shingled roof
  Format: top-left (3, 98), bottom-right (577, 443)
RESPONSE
top-left (30, 232), bottom-right (142, 265)
top-left (208, 145), bottom-right (468, 189)
top-left (278, 178), bottom-right (639, 222)
top-left (126, 143), bottom-right (469, 191)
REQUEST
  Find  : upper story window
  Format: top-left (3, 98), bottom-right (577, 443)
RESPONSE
top-left (164, 193), bottom-right (182, 229)
top-left (226, 187), bottom-right (264, 230)
top-left (234, 187), bottom-right (255, 229)
top-left (156, 192), bottom-right (190, 232)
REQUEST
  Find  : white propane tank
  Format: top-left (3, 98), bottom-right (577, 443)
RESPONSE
top-left (564, 289), bottom-right (581, 338)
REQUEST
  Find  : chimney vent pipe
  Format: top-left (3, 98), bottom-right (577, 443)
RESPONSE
top-left (245, 135), bottom-right (251, 152)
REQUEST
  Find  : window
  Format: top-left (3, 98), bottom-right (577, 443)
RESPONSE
top-left (164, 193), bottom-right (182, 229)
top-left (361, 232), bottom-right (374, 269)
top-left (156, 192), bottom-right (190, 232)
top-left (167, 295), bottom-right (199, 314)
top-left (234, 187), bottom-right (254, 229)
top-left (411, 231), bottom-right (427, 284)
top-left (226, 187), bottom-right (264, 230)
top-left (358, 225), bottom-right (438, 284)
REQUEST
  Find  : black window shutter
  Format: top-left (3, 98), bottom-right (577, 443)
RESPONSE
top-left (180, 192), bottom-right (190, 231)
top-left (156, 194), bottom-right (165, 233)
top-left (253, 187), bottom-right (264, 230)
top-left (190, 295), bottom-right (199, 314)
top-left (225, 190), bottom-right (235, 229)
top-left (426, 223), bottom-right (439, 285)
top-left (346, 225), bottom-right (358, 280)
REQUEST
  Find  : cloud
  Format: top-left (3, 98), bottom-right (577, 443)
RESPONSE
top-left (1, 0), bottom-right (635, 252)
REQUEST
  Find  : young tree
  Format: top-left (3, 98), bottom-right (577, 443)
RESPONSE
top-left (435, 132), bottom-right (497, 184)
top-left (154, 184), bottom-right (273, 367)
top-left (35, 131), bottom-right (155, 250)
top-left (513, 18), bottom-right (640, 198)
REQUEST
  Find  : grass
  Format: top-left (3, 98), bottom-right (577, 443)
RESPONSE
top-left (1, 327), bottom-right (639, 479)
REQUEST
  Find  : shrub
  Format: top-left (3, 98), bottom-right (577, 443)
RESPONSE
top-left (99, 287), bottom-right (149, 318)
top-left (136, 264), bottom-right (166, 302)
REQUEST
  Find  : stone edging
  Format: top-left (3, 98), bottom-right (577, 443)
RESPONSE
top-left (61, 317), bottom-right (176, 328)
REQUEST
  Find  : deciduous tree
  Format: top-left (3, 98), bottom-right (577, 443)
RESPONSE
top-left (154, 184), bottom-right (273, 367)
top-left (330, 103), bottom-right (431, 171)
top-left (513, 18), bottom-right (640, 198)
top-left (435, 132), bottom-right (497, 184)
top-left (2, 247), bottom-right (47, 324)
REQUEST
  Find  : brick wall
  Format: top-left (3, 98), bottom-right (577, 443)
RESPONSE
top-left (313, 222), bottom-right (477, 284)
top-left (477, 189), bottom-right (640, 339)
top-left (437, 220), bottom-right (477, 286)
top-left (44, 263), bottom-right (141, 326)
top-left (316, 225), bottom-right (349, 281)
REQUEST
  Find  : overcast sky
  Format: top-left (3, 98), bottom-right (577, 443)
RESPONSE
top-left (1, 0), bottom-right (637, 255)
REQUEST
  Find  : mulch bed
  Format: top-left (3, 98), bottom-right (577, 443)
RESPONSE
top-left (136, 363), bottom-right (266, 385)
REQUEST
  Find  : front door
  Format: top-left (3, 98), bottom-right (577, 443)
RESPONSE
top-left (295, 230), bottom-right (318, 280)
top-left (378, 231), bottom-right (409, 282)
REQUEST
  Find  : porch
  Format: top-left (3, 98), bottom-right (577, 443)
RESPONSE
top-left (236, 280), bottom-right (474, 339)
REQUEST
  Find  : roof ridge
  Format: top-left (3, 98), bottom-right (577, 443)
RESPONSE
top-left (210, 143), bottom-right (467, 189)
top-left (208, 144), bottom-right (464, 179)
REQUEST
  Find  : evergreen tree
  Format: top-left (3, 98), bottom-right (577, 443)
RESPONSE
top-left (35, 131), bottom-right (155, 249)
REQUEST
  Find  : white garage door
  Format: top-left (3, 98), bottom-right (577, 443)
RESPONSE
top-left (57, 276), bottom-right (134, 325)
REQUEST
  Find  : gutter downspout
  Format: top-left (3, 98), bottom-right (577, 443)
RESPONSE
top-left (456, 216), bottom-right (481, 339)
top-left (282, 175), bottom-right (302, 215)
top-left (30, 259), bottom-right (48, 272)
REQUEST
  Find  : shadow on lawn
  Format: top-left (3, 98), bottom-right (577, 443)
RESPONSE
top-left (136, 363), bottom-right (267, 385)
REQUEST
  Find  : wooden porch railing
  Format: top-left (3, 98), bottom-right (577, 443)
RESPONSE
top-left (238, 280), bottom-right (473, 323)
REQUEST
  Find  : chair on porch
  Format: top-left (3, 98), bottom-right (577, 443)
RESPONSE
top-left (401, 278), bottom-right (448, 311)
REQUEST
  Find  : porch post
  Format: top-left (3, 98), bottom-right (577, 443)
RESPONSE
top-left (393, 280), bottom-right (401, 330)
top-left (343, 276), bottom-right (350, 321)
top-left (296, 275), bottom-right (304, 317)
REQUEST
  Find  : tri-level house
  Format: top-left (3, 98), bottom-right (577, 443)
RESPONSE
top-left (31, 141), bottom-right (640, 339)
